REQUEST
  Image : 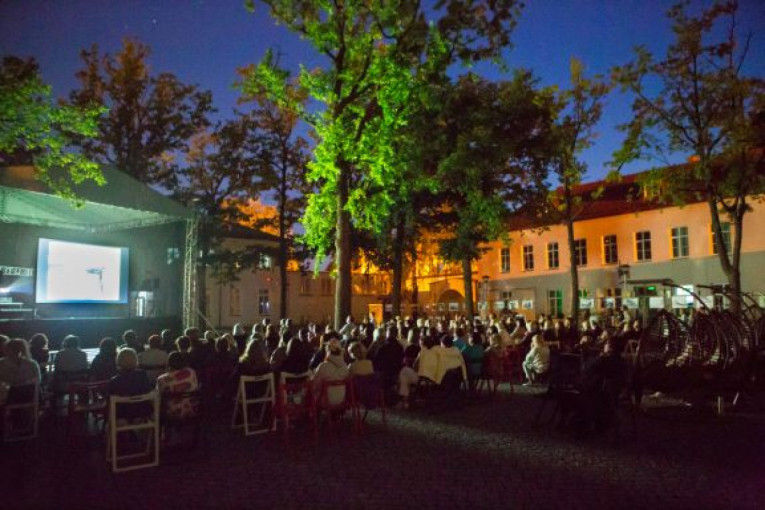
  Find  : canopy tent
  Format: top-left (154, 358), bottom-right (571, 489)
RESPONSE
top-left (0, 166), bottom-right (194, 232)
top-left (0, 165), bottom-right (198, 327)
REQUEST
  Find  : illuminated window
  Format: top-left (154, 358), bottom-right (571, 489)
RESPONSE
top-left (636, 231), bottom-right (652, 261)
top-left (229, 286), bottom-right (241, 317)
top-left (523, 245), bottom-right (534, 271)
top-left (547, 242), bottom-right (559, 269)
top-left (671, 226), bottom-right (689, 258)
top-left (603, 235), bottom-right (618, 265)
top-left (258, 254), bottom-right (272, 270)
top-left (258, 289), bottom-right (270, 315)
top-left (711, 222), bottom-right (731, 255)
top-left (574, 239), bottom-right (587, 267)
top-left (500, 248), bottom-right (510, 273)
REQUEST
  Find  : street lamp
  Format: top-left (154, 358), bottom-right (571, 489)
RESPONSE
top-left (482, 275), bottom-right (490, 319)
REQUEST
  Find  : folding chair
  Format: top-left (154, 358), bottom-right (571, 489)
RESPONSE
top-left (315, 379), bottom-right (359, 436)
top-left (3, 383), bottom-right (39, 442)
top-left (106, 391), bottom-right (160, 473)
top-left (275, 372), bottom-right (315, 442)
top-left (231, 373), bottom-right (276, 436)
top-left (67, 380), bottom-right (109, 438)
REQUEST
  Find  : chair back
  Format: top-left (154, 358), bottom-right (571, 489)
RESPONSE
top-left (162, 389), bottom-right (203, 423)
top-left (353, 373), bottom-right (383, 410)
top-left (232, 373), bottom-right (275, 435)
top-left (317, 378), bottom-right (354, 411)
top-left (3, 383), bottom-right (39, 442)
top-left (280, 370), bottom-right (311, 386)
top-left (107, 391), bottom-right (160, 473)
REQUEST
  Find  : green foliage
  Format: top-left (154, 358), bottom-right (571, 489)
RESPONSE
top-left (0, 56), bottom-right (106, 200)
top-left (434, 72), bottom-right (555, 263)
top-left (68, 38), bottom-right (215, 185)
top-left (241, 0), bottom-right (525, 264)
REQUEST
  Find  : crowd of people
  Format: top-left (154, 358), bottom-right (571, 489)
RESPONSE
top-left (0, 307), bottom-right (643, 435)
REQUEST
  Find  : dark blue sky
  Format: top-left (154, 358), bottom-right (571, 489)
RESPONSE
top-left (2, 0), bottom-right (764, 180)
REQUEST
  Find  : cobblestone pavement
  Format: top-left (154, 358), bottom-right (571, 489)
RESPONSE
top-left (2, 385), bottom-right (764, 510)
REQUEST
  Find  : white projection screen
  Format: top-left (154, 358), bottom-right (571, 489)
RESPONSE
top-left (35, 238), bottom-right (129, 304)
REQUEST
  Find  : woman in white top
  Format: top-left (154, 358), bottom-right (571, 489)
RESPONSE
top-left (522, 334), bottom-right (550, 385)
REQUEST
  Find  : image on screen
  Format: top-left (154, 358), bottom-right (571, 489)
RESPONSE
top-left (36, 239), bottom-right (129, 303)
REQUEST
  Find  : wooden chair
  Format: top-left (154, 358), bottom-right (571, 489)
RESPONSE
top-left (66, 380), bottom-right (109, 438)
top-left (231, 373), bottom-right (276, 436)
top-left (106, 391), bottom-right (160, 473)
top-left (2, 383), bottom-right (39, 442)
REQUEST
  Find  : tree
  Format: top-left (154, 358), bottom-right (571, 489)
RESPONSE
top-left (241, 0), bottom-right (524, 328)
top-left (612, 1), bottom-right (765, 314)
top-left (548, 58), bottom-right (610, 322)
top-left (172, 114), bottom-right (263, 320)
top-left (434, 73), bottom-right (554, 318)
top-left (69, 38), bottom-right (214, 185)
top-left (0, 56), bottom-right (105, 198)
top-left (248, 96), bottom-right (311, 320)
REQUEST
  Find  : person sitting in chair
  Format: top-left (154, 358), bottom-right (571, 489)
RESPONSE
top-left (156, 352), bottom-right (200, 420)
top-left (522, 334), bottom-right (550, 386)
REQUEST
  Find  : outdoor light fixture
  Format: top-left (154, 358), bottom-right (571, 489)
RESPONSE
top-left (0, 287), bottom-right (9, 293)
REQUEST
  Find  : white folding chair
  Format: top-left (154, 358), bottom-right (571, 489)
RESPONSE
top-left (3, 383), bottom-right (39, 442)
top-left (106, 391), bottom-right (160, 473)
top-left (231, 373), bottom-right (276, 436)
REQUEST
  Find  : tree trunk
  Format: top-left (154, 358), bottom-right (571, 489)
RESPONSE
top-left (391, 215), bottom-right (405, 319)
top-left (462, 257), bottom-right (474, 319)
top-left (709, 198), bottom-right (742, 315)
top-left (566, 216), bottom-right (580, 321)
top-left (278, 161), bottom-right (288, 320)
top-left (334, 162), bottom-right (352, 329)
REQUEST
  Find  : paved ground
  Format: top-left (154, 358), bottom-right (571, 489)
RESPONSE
top-left (2, 385), bottom-right (764, 510)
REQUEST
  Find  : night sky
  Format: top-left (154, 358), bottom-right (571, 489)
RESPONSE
top-left (2, 0), bottom-right (764, 180)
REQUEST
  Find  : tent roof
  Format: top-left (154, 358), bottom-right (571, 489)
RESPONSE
top-left (0, 166), bottom-right (194, 232)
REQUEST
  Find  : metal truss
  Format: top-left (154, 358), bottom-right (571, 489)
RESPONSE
top-left (182, 216), bottom-right (199, 329)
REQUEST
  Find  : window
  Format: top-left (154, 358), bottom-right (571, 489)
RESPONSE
top-left (300, 276), bottom-right (312, 295)
top-left (603, 235), bottom-right (618, 265)
top-left (500, 248), bottom-right (511, 273)
top-left (601, 287), bottom-right (622, 310)
top-left (547, 242), bottom-right (559, 269)
top-left (258, 289), bottom-right (270, 315)
top-left (574, 239), bottom-right (588, 267)
top-left (547, 289), bottom-right (563, 317)
top-left (166, 247), bottom-right (180, 265)
top-left (711, 222), bottom-right (731, 255)
top-left (258, 254), bottom-right (272, 270)
top-left (229, 286), bottom-right (241, 317)
top-left (671, 226), bottom-right (689, 258)
top-left (523, 245), bottom-right (534, 271)
top-left (636, 231), bottom-right (652, 261)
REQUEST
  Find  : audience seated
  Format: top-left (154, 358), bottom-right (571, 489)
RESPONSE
top-left (312, 334), bottom-right (349, 407)
top-left (373, 326), bottom-right (404, 395)
top-left (232, 323), bottom-right (248, 356)
top-left (238, 335), bottom-right (271, 377)
top-left (139, 335), bottom-right (169, 369)
top-left (157, 352), bottom-right (200, 420)
top-left (109, 348), bottom-right (153, 420)
top-left (0, 338), bottom-right (41, 387)
top-left (90, 337), bottom-right (118, 381)
top-left (433, 334), bottom-right (467, 385)
top-left (462, 332), bottom-right (486, 387)
top-left (416, 335), bottom-right (439, 384)
top-left (52, 335), bottom-right (89, 392)
top-left (348, 342), bottom-right (374, 377)
top-left (160, 329), bottom-right (175, 353)
top-left (122, 329), bottom-right (145, 353)
top-left (281, 337), bottom-right (312, 375)
top-left (28, 333), bottom-right (50, 372)
top-left (522, 334), bottom-right (550, 385)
